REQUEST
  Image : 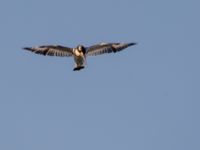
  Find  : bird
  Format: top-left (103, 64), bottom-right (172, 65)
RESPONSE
top-left (23, 42), bottom-right (137, 71)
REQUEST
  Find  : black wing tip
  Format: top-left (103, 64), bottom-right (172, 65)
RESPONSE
top-left (129, 42), bottom-right (137, 46)
top-left (23, 47), bottom-right (32, 50)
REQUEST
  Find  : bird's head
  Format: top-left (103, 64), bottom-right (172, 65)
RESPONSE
top-left (77, 45), bottom-right (86, 54)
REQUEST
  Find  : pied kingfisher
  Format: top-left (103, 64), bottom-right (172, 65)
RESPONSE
top-left (23, 42), bottom-right (137, 71)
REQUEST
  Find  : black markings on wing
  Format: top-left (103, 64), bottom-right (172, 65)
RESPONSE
top-left (23, 45), bottom-right (73, 57)
top-left (86, 43), bottom-right (136, 56)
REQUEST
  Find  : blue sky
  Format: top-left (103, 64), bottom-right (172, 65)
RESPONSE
top-left (0, 0), bottom-right (199, 150)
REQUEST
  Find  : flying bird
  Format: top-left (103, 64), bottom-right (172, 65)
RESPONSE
top-left (23, 42), bottom-right (137, 71)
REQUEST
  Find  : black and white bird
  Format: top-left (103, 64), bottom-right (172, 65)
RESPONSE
top-left (23, 42), bottom-right (136, 71)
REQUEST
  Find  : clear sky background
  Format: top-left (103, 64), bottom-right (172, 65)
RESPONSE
top-left (0, 0), bottom-right (199, 150)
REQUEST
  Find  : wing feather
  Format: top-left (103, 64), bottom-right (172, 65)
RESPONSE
top-left (23, 45), bottom-right (73, 57)
top-left (86, 43), bottom-right (136, 56)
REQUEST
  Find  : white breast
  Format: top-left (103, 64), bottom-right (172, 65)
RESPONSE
top-left (73, 49), bottom-right (82, 56)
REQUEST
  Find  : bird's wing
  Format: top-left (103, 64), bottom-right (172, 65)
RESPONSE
top-left (86, 43), bottom-right (136, 56)
top-left (23, 45), bottom-right (73, 57)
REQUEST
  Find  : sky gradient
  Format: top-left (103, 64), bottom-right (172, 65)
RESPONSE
top-left (0, 0), bottom-right (200, 150)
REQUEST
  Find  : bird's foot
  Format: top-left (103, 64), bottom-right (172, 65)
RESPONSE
top-left (73, 66), bottom-right (85, 71)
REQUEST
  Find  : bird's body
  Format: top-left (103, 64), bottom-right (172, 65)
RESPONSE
top-left (72, 46), bottom-right (86, 71)
top-left (23, 42), bottom-right (136, 71)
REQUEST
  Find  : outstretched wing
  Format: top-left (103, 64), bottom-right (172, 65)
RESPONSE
top-left (86, 42), bottom-right (136, 56)
top-left (23, 45), bottom-right (73, 57)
